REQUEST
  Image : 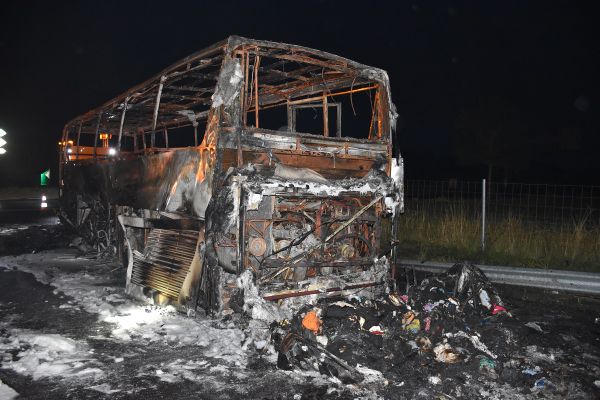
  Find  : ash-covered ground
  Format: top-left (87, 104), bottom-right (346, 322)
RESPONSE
top-left (1, 216), bottom-right (600, 399)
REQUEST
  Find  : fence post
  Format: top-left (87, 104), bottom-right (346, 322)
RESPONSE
top-left (481, 178), bottom-right (486, 251)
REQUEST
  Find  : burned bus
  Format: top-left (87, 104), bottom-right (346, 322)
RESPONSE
top-left (58, 36), bottom-right (404, 315)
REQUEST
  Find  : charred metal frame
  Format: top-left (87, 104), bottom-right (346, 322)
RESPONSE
top-left (58, 36), bottom-right (404, 315)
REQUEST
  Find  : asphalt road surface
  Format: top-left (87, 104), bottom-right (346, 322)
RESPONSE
top-left (1, 210), bottom-right (599, 399)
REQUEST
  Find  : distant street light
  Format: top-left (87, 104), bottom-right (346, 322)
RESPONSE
top-left (0, 128), bottom-right (6, 154)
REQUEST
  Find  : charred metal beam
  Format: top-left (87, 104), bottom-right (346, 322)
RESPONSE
top-left (117, 96), bottom-right (130, 151)
top-left (152, 76), bottom-right (166, 132)
top-left (262, 281), bottom-right (381, 301)
top-left (75, 120), bottom-right (82, 161)
top-left (262, 258), bottom-right (375, 269)
top-left (93, 113), bottom-right (101, 160)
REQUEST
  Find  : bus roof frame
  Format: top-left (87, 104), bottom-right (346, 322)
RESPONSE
top-left (63, 36), bottom-right (395, 140)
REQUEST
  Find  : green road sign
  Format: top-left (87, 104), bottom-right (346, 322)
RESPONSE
top-left (40, 169), bottom-right (50, 186)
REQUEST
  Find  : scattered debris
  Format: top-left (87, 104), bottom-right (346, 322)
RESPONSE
top-left (272, 262), bottom-right (514, 384)
top-left (479, 356), bottom-right (497, 379)
top-left (301, 310), bottom-right (322, 335)
top-left (531, 377), bottom-right (556, 392)
top-left (522, 366), bottom-right (541, 376)
top-left (434, 342), bottom-right (462, 363)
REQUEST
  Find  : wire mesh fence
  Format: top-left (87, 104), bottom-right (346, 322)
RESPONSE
top-left (404, 179), bottom-right (600, 229)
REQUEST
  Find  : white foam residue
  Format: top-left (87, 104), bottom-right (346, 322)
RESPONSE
top-left (246, 192), bottom-right (263, 210)
top-left (355, 364), bottom-right (385, 384)
top-left (6, 260), bottom-right (121, 318)
top-left (254, 339), bottom-right (267, 350)
top-left (211, 59), bottom-right (243, 108)
top-left (138, 360), bottom-right (251, 395)
top-left (237, 270), bottom-right (291, 323)
top-left (257, 179), bottom-right (377, 198)
top-left (89, 383), bottom-right (120, 394)
top-left (384, 196), bottom-right (398, 214)
top-left (3, 253), bottom-right (247, 368)
top-left (241, 318), bottom-right (278, 363)
top-left (390, 158), bottom-right (403, 186)
top-left (0, 225), bottom-right (28, 236)
top-left (143, 359), bottom-right (212, 383)
top-left (0, 379), bottom-right (19, 400)
top-left (104, 293), bottom-right (126, 303)
top-left (331, 301), bottom-right (355, 308)
top-left (0, 330), bottom-right (104, 381)
top-left (100, 304), bottom-right (246, 365)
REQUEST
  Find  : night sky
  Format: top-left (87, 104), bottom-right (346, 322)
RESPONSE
top-left (0, 1), bottom-right (598, 186)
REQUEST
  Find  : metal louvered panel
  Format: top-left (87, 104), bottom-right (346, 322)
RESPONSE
top-left (131, 229), bottom-right (199, 300)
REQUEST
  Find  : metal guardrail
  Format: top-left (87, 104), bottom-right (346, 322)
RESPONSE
top-left (399, 259), bottom-right (600, 295)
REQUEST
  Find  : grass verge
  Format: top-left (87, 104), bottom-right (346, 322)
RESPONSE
top-left (398, 208), bottom-right (600, 272)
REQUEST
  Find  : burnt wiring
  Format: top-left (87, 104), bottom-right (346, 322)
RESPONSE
top-left (332, 233), bottom-right (373, 256)
top-left (258, 217), bottom-right (338, 270)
